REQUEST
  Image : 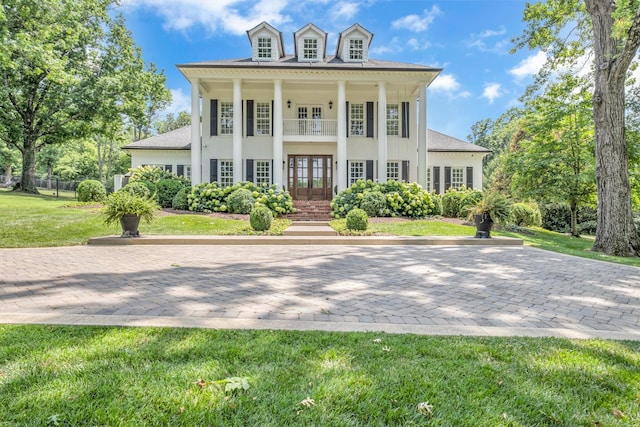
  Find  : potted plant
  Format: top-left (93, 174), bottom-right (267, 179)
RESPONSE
top-left (467, 192), bottom-right (512, 238)
top-left (102, 190), bottom-right (159, 237)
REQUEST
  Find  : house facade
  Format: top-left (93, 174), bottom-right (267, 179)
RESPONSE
top-left (124, 22), bottom-right (490, 197)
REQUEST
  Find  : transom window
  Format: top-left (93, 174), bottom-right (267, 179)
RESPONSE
top-left (303, 38), bottom-right (318, 59)
top-left (350, 103), bottom-right (364, 136)
top-left (257, 37), bottom-right (272, 59)
top-left (387, 161), bottom-right (399, 181)
top-left (220, 160), bottom-right (234, 188)
top-left (349, 39), bottom-right (363, 60)
top-left (386, 104), bottom-right (399, 136)
top-left (452, 167), bottom-right (464, 189)
top-left (255, 161), bottom-right (271, 186)
top-left (256, 102), bottom-right (270, 135)
top-left (349, 161), bottom-right (365, 185)
top-left (220, 102), bottom-right (233, 135)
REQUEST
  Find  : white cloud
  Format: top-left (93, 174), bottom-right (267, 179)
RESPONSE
top-left (391, 5), bottom-right (441, 33)
top-left (121, 0), bottom-right (291, 36)
top-left (509, 51), bottom-right (547, 81)
top-left (429, 74), bottom-right (471, 100)
top-left (165, 88), bottom-right (191, 116)
top-left (482, 82), bottom-right (502, 104)
top-left (466, 26), bottom-right (509, 53)
top-left (407, 38), bottom-right (431, 51)
top-left (330, 2), bottom-right (359, 21)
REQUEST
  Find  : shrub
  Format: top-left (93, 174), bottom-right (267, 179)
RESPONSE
top-left (331, 180), bottom-right (434, 219)
top-left (137, 180), bottom-right (158, 200)
top-left (467, 192), bottom-right (512, 224)
top-left (346, 208), bottom-right (368, 231)
top-left (77, 180), bottom-right (106, 202)
top-left (578, 220), bottom-right (597, 235)
top-left (129, 165), bottom-right (175, 184)
top-left (227, 188), bottom-right (255, 214)
top-left (156, 179), bottom-right (186, 208)
top-left (102, 190), bottom-right (159, 226)
top-left (442, 187), bottom-right (481, 219)
top-left (250, 205), bottom-right (273, 231)
top-left (172, 186), bottom-right (191, 210)
top-left (188, 181), bottom-right (294, 216)
top-left (121, 181), bottom-right (152, 198)
top-left (360, 191), bottom-right (387, 217)
top-left (540, 203), bottom-right (597, 233)
top-left (510, 202), bottom-right (542, 227)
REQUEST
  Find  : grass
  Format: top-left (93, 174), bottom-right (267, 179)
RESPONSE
top-left (0, 325), bottom-right (638, 426)
top-left (0, 189), bottom-right (290, 247)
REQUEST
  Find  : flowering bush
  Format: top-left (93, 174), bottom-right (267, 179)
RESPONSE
top-left (129, 165), bottom-right (190, 186)
top-left (188, 181), bottom-right (294, 217)
top-left (331, 180), bottom-right (435, 219)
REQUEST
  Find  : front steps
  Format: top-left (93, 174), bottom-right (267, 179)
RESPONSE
top-left (283, 221), bottom-right (337, 236)
top-left (283, 200), bottom-right (333, 221)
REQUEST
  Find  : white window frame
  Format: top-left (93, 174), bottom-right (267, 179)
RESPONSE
top-left (386, 104), bottom-right (399, 136)
top-left (426, 167), bottom-right (431, 192)
top-left (257, 37), bottom-right (272, 59)
top-left (220, 102), bottom-right (233, 135)
top-left (219, 160), bottom-right (234, 188)
top-left (387, 161), bottom-right (400, 181)
top-left (350, 103), bottom-right (364, 136)
top-left (349, 39), bottom-right (363, 60)
top-left (303, 38), bottom-right (318, 60)
top-left (349, 161), bottom-right (365, 186)
top-left (452, 167), bottom-right (464, 189)
top-left (255, 160), bottom-right (271, 186)
top-left (256, 102), bottom-right (271, 135)
top-left (186, 166), bottom-right (192, 180)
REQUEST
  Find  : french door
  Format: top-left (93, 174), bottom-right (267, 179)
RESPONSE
top-left (288, 155), bottom-right (333, 200)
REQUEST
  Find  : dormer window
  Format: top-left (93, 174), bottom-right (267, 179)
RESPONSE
top-left (303, 38), bottom-right (318, 60)
top-left (349, 39), bottom-right (364, 60)
top-left (257, 37), bottom-right (272, 59)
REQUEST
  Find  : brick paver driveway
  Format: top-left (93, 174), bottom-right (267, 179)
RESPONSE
top-left (1, 245), bottom-right (639, 340)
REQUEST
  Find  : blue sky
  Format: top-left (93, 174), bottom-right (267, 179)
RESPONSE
top-left (117, 0), bottom-right (545, 141)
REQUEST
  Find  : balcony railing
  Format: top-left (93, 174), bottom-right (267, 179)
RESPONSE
top-left (283, 119), bottom-right (337, 137)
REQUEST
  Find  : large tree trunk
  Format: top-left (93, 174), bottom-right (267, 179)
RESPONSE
top-left (3, 164), bottom-right (11, 184)
top-left (20, 137), bottom-right (39, 194)
top-left (569, 198), bottom-right (579, 237)
top-left (587, 0), bottom-right (640, 256)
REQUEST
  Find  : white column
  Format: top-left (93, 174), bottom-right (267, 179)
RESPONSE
top-left (190, 78), bottom-right (202, 185)
top-left (337, 81), bottom-right (347, 192)
top-left (377, 82), bottom-right (387, 183)
top-left (273, 80), bottom-right (284, 187)
top-left (418, 82), bottom-right (428, 188)
top-left (232, 79), bottom-right (243, 183)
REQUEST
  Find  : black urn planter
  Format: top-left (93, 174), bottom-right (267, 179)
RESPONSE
top-left (474, 213), bottom-right (493, 238)
top-left (120, 214), bottom-right (141, 238)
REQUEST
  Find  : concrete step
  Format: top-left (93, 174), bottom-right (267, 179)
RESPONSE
top-left (283, 222), bottom-right (337, 236)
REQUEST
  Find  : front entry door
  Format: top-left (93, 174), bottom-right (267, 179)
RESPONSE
top-left (288, 155), bottom-right (333, 200)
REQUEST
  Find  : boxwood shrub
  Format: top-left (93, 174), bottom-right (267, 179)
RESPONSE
top-left (172, 186), bottom-right (191, 210)
top-left (121, 181), bottom-right (152, 198)
top-left (250, 205), bottom-right (273, 231)
top-left (510, 202), bottom-right (542, 227)
top-left (156, 179), bottom-right (186, 208)
top-left (346, 208), bottom-right (368, 231)
top-left (77, 180), bottom-right (106, 202)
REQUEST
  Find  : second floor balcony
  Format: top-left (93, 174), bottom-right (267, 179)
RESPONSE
top-left (283, 119), bottom-right (337, 141)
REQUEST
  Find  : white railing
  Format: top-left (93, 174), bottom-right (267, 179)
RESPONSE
top-left (283, 119), bottom-right (337, 137)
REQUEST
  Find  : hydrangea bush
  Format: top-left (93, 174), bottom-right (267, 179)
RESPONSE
top-left (188, 181), bottom-right (294, 216)
top-left (331, 180), bottom-right (435, 219)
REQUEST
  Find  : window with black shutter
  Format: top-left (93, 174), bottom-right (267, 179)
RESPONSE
top-left (444, 167), bottom-right (452, 191)
top-left (466, 167), bottom-right (473, 189)
top-left (210, 100), bottom-right (218, 136)
top-left (210, 159), bottom-right (218, 183)
top-left (433, 166), bottom-right (440, 194)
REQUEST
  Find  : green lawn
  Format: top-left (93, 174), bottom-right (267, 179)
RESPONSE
top-left (0, 325), bottom-right (638, 426)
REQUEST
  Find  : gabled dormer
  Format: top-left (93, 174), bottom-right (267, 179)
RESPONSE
top-left (247, 21), bottom-right (285, 62)
top-left (336, 24), bottom-right (373, 63)
top-left (294, 23), bottom-right (327, 62)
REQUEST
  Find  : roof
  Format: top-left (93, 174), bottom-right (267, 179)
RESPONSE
top-left (124, 126), bottom-right (490, 154)
top-left (123, 126), bottom-right (191, 150)
top-left (428, 129), bottom-right (491, 153)
top-left (177, 56), bottom-right (441, 73)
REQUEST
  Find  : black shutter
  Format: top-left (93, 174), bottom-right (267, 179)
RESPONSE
top-left (345, 102), bottom-right (349, 137)
top-left (444, 167), bottom-right (452, 191)
top-left (366, 160), bottom-right (374, 181)
top-left (366, 102), bottom-right (374, 138)
top-left (246, 100), bottom-right (254, 137)
top-left (177, 165), bottom-right (184, 177)
top-left (401, 160), bottom-right (409, 181)
top-left (433, 166), bottom-right (440, 194)
top-left (246, 159), bottom-right (254, 183)
top-left (165, 165), bottom-right (172, 172)
top-left (210, 100), bottom-right (218, 136)
top-left (210, 159), bottom-right (218, 183)
top-left (271, 159), bottom-right (274, 185)
top-left (271, 100), bottom-right (274, 136)
top-left (401, 102), bottom-right (409, 138)
top-left (466, 167), bottom-right (473, 189)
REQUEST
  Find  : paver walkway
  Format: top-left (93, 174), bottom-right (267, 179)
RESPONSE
top-left (1, 245), bottom-right (639, 340)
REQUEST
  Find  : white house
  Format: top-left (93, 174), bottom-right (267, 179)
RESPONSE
top-left (124, 22), bottom-right (490, 198)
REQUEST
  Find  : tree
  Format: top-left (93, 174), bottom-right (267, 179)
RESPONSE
top-left (507, 74), bottom-right (596, 236)
top-left (515, 0), bottom-right (640, 256)
top-left (153, 111), bottom-right (192, 134)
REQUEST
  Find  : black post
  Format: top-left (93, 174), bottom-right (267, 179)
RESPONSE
top-left (56, 178), bottom-right (59, 198)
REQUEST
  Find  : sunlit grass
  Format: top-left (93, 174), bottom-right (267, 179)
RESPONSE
top-left (0, 325), bottom-right (638, 426)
